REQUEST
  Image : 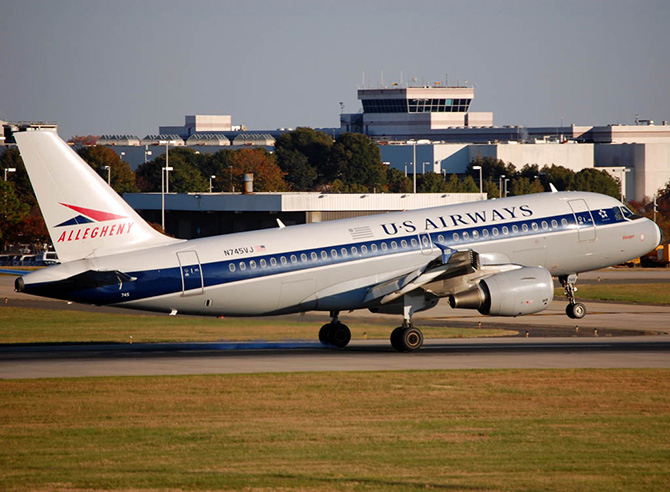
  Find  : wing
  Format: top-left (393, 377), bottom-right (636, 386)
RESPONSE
top-left (363, 245), bottom-right (519, 307)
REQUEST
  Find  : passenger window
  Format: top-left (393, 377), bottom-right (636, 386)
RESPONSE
top-left (371, 244), bottom-right (378, 252)
top-left (331, 249), bottom-right (338, 258)
top-left (561, 218), bottom-right (568, 226)
top-left (321, 251), bottom-right (328, 260)
top-left (260, 259), bottom-right (267, 267)
top-left (381, 243), bottom-right (388, 251)
top-left (502, 226), bottom-right (509, 235)
top-left (351, 246), bottom-right (358, 255)
top-left (532, 223), bottom-right (539, 231)
top-left (512, 225), bottom-right (519, 233)
top-left (361, 245), bottom-right (368, 254)
top-left (541, 221), bottom-right (548, 230)
top-left (472, 230), bottom-right (479, 239)
top-left (453, 232), bottom-right (460, 241)
top-left (401, 240), bottom-right (408, 248)
top-left (391, 241), bottom-right (398, 250)
top-left (280, 256), bottom-right (287, 265)
top-left (311, 252), bottom-right (318, 261)
top-left (492, 228), bottom-right (499, 237)
top-left (239, 262), bottom-right (247, 271)
top-left (551, 219), bottom-right (558, 228)
top-left (437, 235), bottom-right (444, 244)
top-left (482, 229), bottom-right (489, 238)
top-left (462, 231), bottom-right (469, 240)
top-left (300, 253), bottom-right (307, 262)
top-left (290, 255), bottom-right (297, 263)
top-left (249, 260), bottom-right (257, 269)
top-left (522, 224), bottom-right (528, 232)
top-left (229, 263), bottom-right (236, 272)
top-left (341, 248), bottom-right (348, 257)
top-left (270, 257), bottom-right (277, 267)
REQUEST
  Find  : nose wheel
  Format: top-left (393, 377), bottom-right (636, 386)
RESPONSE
top-left (560, 274), bottom-right (587, 319)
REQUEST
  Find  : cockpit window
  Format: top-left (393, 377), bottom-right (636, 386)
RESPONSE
top-left (613, 207), bottom-right (623, 221)
top-left (620, 206), bottom-right (642, 220)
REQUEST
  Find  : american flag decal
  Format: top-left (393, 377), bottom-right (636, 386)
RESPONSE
top-left (349, 226), bottom-right (374, 240)
top-left (255, 245), bottom-right (267, 252)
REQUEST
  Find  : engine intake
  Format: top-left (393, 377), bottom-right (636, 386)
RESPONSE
top-left (449, 266), bottom-right (554, 316)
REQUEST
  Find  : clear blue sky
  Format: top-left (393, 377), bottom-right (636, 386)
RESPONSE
top-left (1, 0), bottom-right (668, 140)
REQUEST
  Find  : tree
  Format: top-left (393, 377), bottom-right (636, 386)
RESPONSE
top-left (572, 168), bottom-right (620, 199)
top-left (0, 179), bottom-right (30, 249)
top-left (418, 172), bottom-right (449, 193)
top-left (136, 148), bottom-right (208, 193)
top-left (331, 133), bottom-right (387, 192)
top-left (274, 127), bottom-right (334, 190)
top-left (386, 168), bottom-right (412, 193)
top-left (229, 148), bottom-right (288, 192)
top-left (68, 135), bottom-right (100, 146)
top-left (77, 146), bottom-right (138, 194)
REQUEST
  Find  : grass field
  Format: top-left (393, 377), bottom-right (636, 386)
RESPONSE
top-left (570, 283), bottom-right (670, 305)
top-left (1, 369), bottom-right (668, 491)
top-left (0, 307), bottom-right (514, 344)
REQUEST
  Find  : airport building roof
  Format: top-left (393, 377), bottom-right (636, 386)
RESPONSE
top-left (186, 133), bottom-right (231, 146)
top-left (232, 133), bottom-right (276, 146)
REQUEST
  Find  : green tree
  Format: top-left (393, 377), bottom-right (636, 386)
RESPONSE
top-left (77, 146), bottom-right (138, 194)
top-left (331, 133), bottom-right (387, 192)
top-left (136, 148), bottom-right (208, 193)
top-left (418, 172), bottom-right (449, 193)
top-left (572, 168), bottom-right (620, 198)
top-left (1, 148), bottom-right (36, 208)
top-left (0, 179), bottom-right (30, 248)
top-left (274, 127), bottom-right (334, 189)
top-left (386, 168), bottom-right (412, 193)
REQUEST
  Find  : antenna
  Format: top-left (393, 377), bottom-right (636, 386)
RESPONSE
top-left (381, 70), bottom-right (384, 88)
top-left (362, 71), bottom-right (365, 88)
top-left (400, 70), bottom-right (403, 86)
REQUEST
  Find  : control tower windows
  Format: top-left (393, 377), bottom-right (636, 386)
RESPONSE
top-left (363, 98), bottom-right (472, 114)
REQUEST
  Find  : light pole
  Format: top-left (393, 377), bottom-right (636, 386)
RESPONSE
top-left (472, 165), bottom-right (483, 196)
top-left (408, 141), bottom-right (417, 193)
top-left (499, 175), bottom-right (505, 198)
top-left (229, 165), bottom-right (234, 192)
top-left (209, 175), bottom-right (216, 193)
top-left (120, 151), bottom-right (125, 161)
top-left (619, 168), bottom-right (631, 203)
top-left (4, 168), bottom-right (16, 181)
top-left (504, 178), bottom-right (510, 197)
top-left (161, 166), bottom-right (174, 232)
top-left (144, 147), bottom-right (152, 164)
top-left (103, 165), bottom-right (111, 185)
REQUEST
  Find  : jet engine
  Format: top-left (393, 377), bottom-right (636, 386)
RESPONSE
top-left (449, 266), bottom-right (554, 316)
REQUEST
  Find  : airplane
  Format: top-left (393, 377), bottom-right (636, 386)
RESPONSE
top-left (7, 130), bottom-right (663, 351)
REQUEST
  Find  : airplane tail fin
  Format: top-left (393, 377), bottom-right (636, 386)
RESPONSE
top-left (14, 130), bottom-right (180, 262)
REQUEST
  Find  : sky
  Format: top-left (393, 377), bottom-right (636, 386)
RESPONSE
top-left (1, 0), bottom-right (669, 140)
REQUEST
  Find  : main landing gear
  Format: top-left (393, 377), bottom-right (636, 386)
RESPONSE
top-left (390, 322), bottom-right (424, 352)
top-left (319, 311), bottom-right (351, 348)
top-left (560, 274), bottom-right (587, 319)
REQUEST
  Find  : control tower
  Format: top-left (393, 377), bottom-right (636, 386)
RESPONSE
top-left (340, 83), bottom-right (493, 140)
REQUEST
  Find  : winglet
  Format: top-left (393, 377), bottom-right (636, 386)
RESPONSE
top-left (549, 183), bottom-right (558, 193)
top-left (434, 243), bottom-right (456, 264)
top-left (276, 218), bottom-right (286, 229)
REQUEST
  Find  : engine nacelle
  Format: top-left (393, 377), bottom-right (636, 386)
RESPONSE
top-left (449, 266), bottom-right (554, 316)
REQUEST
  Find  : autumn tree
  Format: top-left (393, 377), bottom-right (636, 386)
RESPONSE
top-left (229, 148), bottom-right (288, 192)
top-left (77, 146), bottom-right (138, 194)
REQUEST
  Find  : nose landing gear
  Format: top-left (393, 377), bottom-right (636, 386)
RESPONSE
top-left (560, 274), bottom-right (587, 319)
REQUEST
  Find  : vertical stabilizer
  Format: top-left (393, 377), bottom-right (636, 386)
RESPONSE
top-left (14, 131), bottom-right (180, 262)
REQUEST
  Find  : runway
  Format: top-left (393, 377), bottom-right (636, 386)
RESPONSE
top-left (1, 336), bottom-right (669, 379)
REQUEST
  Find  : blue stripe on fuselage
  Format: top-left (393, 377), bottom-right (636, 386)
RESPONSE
top-left (25, 206), bottom-right (627, 305)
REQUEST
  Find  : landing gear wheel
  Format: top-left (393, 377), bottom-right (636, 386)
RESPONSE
top-left (328, 323), bottom-right (351, 348)
top-left (319, 324), bottom-right (330, 345)
top-left (566, 302), bottom-right (586, 319)
top-left (319, 322), bottom-right (351, 348)
top-left (390, 326), bottom-right (424, 352)
top-left (390, 327), bottom-right (404, 351)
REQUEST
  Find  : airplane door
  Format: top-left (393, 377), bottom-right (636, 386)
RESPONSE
top-left (419, 233), bottom-right (433, 256)
top-left (568, 199), bottom-right (596, 242)
top-left (176, 251), bottom-right (204, 296)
